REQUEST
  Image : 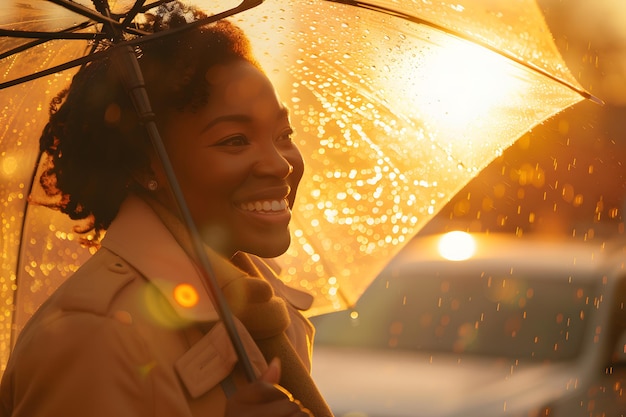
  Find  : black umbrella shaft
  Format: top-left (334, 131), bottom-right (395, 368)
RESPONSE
top-left (112, 45), bottom-right (257, 382)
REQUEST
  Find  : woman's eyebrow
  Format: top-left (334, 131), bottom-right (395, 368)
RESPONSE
top-left (201, 114), bottom-right (251, 133)
top-left (201, 107), bottom-right (291, 133)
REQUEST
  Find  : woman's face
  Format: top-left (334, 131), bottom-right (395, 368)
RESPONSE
top-left (152, 60), bottom-right (304, 258)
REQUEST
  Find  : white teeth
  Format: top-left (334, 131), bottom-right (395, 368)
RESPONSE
top-left (240, 200), bottom-right (288, 212)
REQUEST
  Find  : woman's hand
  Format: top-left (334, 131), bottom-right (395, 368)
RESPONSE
top-left (225, 358), bottom-right (314, 417)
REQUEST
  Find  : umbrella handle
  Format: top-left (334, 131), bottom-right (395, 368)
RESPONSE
top-left (111, 45), bottom-right (257, 382)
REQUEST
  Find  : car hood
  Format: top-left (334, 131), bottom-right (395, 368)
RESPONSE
top-left (311, 345), bottom-right (590, 417)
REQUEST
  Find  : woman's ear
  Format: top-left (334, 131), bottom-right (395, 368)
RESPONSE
top-left (129, 143), bottom-right (167, 192)
top-left (129, 166), bottom-right (159, 192)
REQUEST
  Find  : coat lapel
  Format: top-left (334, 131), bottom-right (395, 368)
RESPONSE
top-left (175, 320), bottom-right (267, 398)
top-left (101, 196), bottom-right (270, 397)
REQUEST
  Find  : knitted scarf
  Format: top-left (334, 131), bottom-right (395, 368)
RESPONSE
top-left (144, 197), bottom-right (333, 417)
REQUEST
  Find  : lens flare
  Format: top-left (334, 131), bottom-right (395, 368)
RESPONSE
top-left (173, 283), bottom-right (199, 308)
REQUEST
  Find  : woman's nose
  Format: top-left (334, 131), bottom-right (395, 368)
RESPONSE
top-left (254, 145), bottom-right (294, 179)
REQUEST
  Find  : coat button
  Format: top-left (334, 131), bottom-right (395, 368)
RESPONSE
top-left (108, 261), bottom-right (130, 274)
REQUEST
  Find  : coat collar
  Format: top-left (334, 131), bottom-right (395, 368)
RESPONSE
top-left (101, 195), bottom-right (247, 323)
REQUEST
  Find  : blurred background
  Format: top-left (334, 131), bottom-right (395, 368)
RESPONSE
top-left (310, 4), bottom-right (626, 416)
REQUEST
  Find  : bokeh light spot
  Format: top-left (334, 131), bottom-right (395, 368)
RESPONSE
top-left (173, 283), bottom-right (199, 308)
top-left (438, 231), bottom-right (476, 261)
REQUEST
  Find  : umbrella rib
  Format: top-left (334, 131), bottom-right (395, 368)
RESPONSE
top-left (120, 0), bottom-right (149, 30)
top-left (327, 0), bottom-right (603, 105)
top-left (116, 0), bottom-right (265, 46)
top-left (1, 0), bottom-right (265, 90)
top-left (0, 22), bottom-right (98, 61)
top-left (0, 29), bottom-right (104, 41)
top-left (11, 149), bottom-right (45, 352)
top-left (45, 0), bottom-right (150, 37)
top-left (0, 52), bottom-right (105, 90)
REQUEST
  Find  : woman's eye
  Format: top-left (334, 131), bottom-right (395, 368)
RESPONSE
top-left (217, 135), bottom-right (249, 147)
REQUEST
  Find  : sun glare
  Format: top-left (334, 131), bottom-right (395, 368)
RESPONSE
top-left (438, 231), bottom-right (476, 261)
top-left (417, 39), bottom-right (522, 128)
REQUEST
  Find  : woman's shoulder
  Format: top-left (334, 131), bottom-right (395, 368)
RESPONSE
top-left (11, 248), bottom-right (143, 348)
top-left (0, 249), bottom-right (165, 417)
top-left (52, 247), bottom-right (140, 314)
top-left (4, 247), bottom-right (190, 391)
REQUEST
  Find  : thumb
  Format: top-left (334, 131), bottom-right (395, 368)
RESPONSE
top-left (259, 357), bottom-right (281, 385)
top-left (259, 358), bottom-right (294, 401)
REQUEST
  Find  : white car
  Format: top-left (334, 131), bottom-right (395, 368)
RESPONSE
top-left (310, 232), bottom-right (626, 417)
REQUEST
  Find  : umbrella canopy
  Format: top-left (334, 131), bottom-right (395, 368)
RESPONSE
top-left (234, 0), bottom-right (594, 315)
top-left (0, 0), bottom-right (593, 369)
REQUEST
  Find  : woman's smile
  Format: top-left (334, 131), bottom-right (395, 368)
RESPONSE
top-left (239, 199), bottom-right (289, 214)
top-left (236, 198), bottom-right (292, 230)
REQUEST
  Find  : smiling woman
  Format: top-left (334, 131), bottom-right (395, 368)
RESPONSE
top-left (0, 2), bottom-right (330, 417)
top-left (150, 59), bottom-right (304, 258)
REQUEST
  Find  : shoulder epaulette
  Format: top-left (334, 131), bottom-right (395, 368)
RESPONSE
top-left (57, 248), bottom-right (137, 316)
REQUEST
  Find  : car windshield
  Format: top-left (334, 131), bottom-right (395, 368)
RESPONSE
top-left (317, 268), bottom-right (601, 362)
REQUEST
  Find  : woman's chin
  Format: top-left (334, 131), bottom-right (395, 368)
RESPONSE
top-left (200, 224), bottom-right (292, 259)
top-left (247, 235), bottom-right (292, 259)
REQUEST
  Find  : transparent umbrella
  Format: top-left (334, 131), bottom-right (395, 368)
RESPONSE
top-left (0, 0), bottom-right (597, 371)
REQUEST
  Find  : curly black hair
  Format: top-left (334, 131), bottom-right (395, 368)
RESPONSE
top-left (36, 2), bottom-right (258, 243)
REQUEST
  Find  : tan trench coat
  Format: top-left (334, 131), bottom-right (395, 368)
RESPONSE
top-left (0, 197), bottom-right (315, 417)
